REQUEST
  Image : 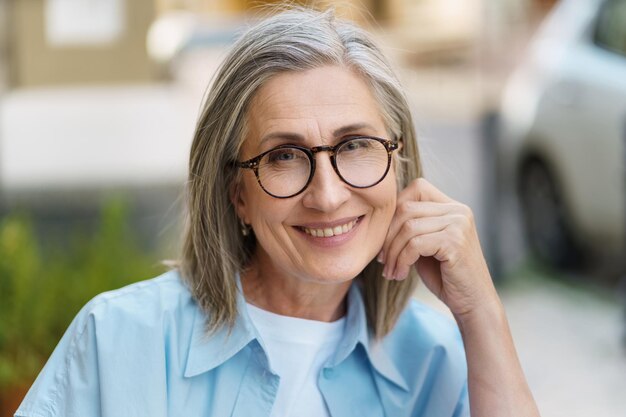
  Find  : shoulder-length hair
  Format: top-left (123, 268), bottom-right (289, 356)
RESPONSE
top-left (180, 6), bottom-right (422, 339)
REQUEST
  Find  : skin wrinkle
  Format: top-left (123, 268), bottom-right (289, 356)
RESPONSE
top-left (247, 74), bottom-right (384, 150)
top-left (268, 220), bottom-right (305, 268)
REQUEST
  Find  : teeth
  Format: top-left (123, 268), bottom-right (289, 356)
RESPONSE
top-left (303, 219), bottom-right (358, 237)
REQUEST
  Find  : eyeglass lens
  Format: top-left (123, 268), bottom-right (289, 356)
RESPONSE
top-left (256, 138), bottom-right (389, 198)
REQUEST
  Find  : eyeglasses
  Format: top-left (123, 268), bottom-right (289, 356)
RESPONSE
top-left (236, 136), bottom-right (399, 198)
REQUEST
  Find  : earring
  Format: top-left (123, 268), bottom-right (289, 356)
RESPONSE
top-left (240, 219), bottom-right (250, 236)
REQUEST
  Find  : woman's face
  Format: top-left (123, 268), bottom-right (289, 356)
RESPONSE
top-left (234, 65), bottom-right (398, 285)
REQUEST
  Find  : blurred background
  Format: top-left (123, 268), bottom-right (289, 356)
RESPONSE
top-left (0, 0), bottom-right (625, 416)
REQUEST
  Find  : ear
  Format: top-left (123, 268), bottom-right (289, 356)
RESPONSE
top-left (230, 179), bottom-right (249, 224)
top-left (391, 136), bottom-right (404, 165)
top-left (396, 137), bottom-right (404, 152)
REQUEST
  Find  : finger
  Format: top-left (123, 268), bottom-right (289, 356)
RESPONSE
top-left (381, 201), bottom-right (464, 263)
top-left (391, 230), bottom-right (449, 281)
top-left (382, 216), bottom-right (449, 279)
top-left (398, 178), bottom-right (455, 205)
top-left (392, 214), bottom-right (475, 280)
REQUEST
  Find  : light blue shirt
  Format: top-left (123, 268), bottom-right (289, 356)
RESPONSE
top-left (16, 270), bottom-right (469, 417)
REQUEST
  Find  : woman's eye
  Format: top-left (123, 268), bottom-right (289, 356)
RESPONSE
top-left (267, 149), bottom-right (299, 163)
top-left (344, 139), bottom-right (371, 151)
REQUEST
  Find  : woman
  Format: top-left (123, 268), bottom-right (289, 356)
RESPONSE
top-left (16, 7), bottom-right (540, 417)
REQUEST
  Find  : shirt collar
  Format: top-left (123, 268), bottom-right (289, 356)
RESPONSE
top-left (184, 276), bottom-right (409, 392)
top-left (332, 283), bottom-right (409, 392)
top-left (184, 276), bottom-right (257, 378)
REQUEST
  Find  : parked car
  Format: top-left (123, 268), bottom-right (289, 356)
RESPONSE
top-left (498, 0), bottom-right (626, 274)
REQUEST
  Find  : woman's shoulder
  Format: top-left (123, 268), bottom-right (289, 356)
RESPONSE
top-left (403, 299), bottom-right (461, 341)
top-left (392, 299), bottom-right (460, 344)
top-left (378, 298), bottom-right (467, 398)
top-left (88, 269), bottom-right (190, 306)
top-left (385, 298), bottom-right (465, 360)
top-left (75, 269), bottom-right (196, 332)
top-left (15, 271), bottom-right (200, 417)
top-left (370, 299), bottom-right (468, 416)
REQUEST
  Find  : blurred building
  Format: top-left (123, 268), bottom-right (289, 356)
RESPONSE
top-left (2, 0), bottom-right (389, 89)
top-left (5, 0), bottom-right (157, 88)
top-left (1, 0), bottom-right (559, 90)
top-left (155, 0), bottom-right (386, 19)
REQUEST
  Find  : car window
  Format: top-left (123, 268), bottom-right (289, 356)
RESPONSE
top-left (594, 0), bottom-right (626, 57)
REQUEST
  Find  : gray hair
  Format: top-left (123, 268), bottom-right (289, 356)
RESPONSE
top-left (180, 6), bottom-right (421, 338)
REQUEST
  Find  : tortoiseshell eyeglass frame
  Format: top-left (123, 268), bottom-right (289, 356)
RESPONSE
top-left (235, 136), bottom-right (399, 199)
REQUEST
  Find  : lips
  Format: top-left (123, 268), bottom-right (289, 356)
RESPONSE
top-left (298, 216), bottom-right (362, 238)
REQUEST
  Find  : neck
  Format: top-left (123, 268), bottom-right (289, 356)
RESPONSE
top-left (241, 255), bottom-right (351, 322)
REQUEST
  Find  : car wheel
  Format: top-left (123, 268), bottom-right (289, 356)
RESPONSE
top-left (519, 160), bottom-right (581, 269)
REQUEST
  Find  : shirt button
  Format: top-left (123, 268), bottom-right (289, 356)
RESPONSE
top-left (323, 368), bottom-right (334, 379)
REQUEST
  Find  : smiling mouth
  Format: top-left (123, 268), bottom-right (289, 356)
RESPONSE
top-left (299, 216), bottom-right (362, 238)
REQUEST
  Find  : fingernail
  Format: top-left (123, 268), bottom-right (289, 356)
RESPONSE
top-left (383, 267), bottom-right (391, 279)
top-left (395, 267), bottom-right (404, 281)
top-left (398, 267), bottom-right (409, 281)
top-left (377, 252), bottom-right (384, 263)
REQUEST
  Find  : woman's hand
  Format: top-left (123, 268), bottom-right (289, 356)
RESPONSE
top-left (379, 178), bottom-right (498, 320)
top-left (380, 178), bottom-right (541, 417)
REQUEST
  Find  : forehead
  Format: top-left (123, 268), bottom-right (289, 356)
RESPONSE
top-left (245, 66), bottom-right (387, 149)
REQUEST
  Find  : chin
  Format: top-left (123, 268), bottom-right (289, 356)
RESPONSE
top-left (302, 259), bottom-right (371, 285)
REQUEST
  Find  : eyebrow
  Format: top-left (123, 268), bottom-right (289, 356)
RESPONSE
top-left (258, 122), bottom-right (378, 147)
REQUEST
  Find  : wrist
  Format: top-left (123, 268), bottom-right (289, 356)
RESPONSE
top-left (454, 296), bottom-right (506, 335)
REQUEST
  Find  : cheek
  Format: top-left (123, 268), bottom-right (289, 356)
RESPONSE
top-left (378, 175), bottom-right (399, 224)
top-left (381, 170), bottom-right (399, 206)
top-left (237, 174), bottom-right (266, 222)
top-left (240, 176), bottom-right (294, 226)
top-left (367, 174), bottom-right (397, 227)
top-left (379, 191), bottom-right (397, 226)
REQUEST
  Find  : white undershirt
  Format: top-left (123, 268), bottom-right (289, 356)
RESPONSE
top-left (246, 302), bottom-right (346, 417)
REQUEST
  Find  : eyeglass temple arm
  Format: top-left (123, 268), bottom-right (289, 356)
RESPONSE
top-left (235, 159), bottom-right (259, 169)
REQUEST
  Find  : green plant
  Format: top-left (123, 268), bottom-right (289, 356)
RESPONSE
top-left (0, 199), bottom-right (164, 390)
top-left (0, 214), bottom-right (46, 389)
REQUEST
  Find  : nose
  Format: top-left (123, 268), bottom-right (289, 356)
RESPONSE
top-left (301, 152), bottom-right (351, 212)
